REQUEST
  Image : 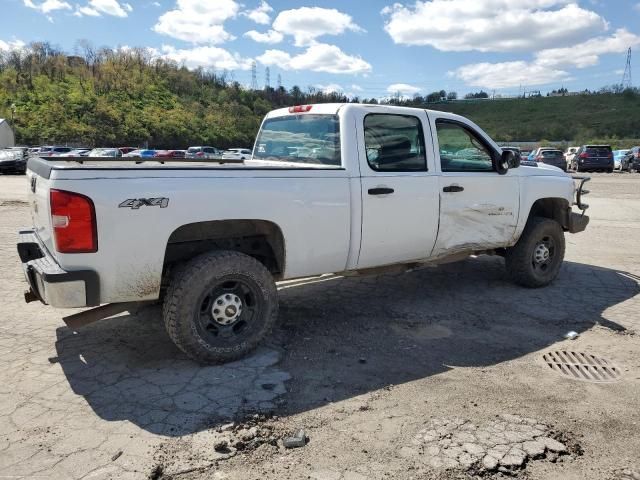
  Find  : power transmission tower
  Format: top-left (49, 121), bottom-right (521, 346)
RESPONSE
top-left (250, 61), bottom-right (258, 90)
top-left (622, 48), bottom-right (632, 89)
top-left (277, 73), bottom-right (282, 89)
top-left (264, 67), bottom-right (270, 89)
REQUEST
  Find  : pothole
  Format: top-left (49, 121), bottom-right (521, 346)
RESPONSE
top-left (541, 351), bottom-right (622, 383)
top-left (400, 415), bottom-right (575, 475)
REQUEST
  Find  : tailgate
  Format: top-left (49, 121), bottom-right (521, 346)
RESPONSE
top-left (26, 169), bottom-right (55, 256)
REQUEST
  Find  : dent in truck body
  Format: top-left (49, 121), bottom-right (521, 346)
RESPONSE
top-left (430, 202), bottom-right (517, 259)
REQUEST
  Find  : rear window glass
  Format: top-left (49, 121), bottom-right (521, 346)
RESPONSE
top-left (542, 151), bottom-right (563, 156)
top-left (187, 147), bottom-right (201, 153)
top-left (254, 114), bottom-right (341, 166)
top-left (586, 147), bottom-right (612, 156)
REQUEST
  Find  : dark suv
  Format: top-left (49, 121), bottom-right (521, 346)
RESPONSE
top-left (622, 146), bottom-right (640, 172)
top-left (572, 145), bottom-right (613, 173)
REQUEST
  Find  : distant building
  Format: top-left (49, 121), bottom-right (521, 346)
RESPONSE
top-left (0, 119), bottom-right (15, 148)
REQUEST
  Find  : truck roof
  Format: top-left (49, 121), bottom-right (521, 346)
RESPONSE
top-left (264, 103), bottom-right (471, 124)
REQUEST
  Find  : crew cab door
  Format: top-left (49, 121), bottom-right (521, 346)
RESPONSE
top-left (356, 109), bottom-right (439, 269)
top-left (430, 117), bottom-right (519, 256)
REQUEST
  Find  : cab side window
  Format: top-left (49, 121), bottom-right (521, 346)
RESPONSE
top-left (436, 120), bottom-right (494, 172)
top-left (364, 114), bottom-right (427, 172)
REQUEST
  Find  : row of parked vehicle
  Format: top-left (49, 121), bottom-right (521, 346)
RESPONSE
top-left (501, 144), bottom-right (640, 173)
top-left (24, 145), bottom-right (253, 161)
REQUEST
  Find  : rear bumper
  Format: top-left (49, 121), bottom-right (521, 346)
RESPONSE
top-left (17, 229), bottom-right (100, 307)
top-left (0, 160), bottom-right (26, 171)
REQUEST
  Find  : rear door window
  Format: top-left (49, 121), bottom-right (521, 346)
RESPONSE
top-left (364, 114), bottom-right (427, 172)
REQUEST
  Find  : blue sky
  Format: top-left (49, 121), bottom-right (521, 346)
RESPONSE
top-left (2, 0), bottom-right (640, 98)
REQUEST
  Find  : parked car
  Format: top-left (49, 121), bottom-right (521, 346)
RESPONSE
top-left (124, 149), bottom-right (156, 158)
top-left (527, 147), bottom-right (556, 162)
top-left (571, 145), bottom-right (614, 173)
top-left (87, 148), bottom-right (122, 158)
top-left (0, 149), bottom-right (26, 174)
top-left (613, 149), bottom-right (629, 171)
top-left (621, 146), bottom-right (640, 172)
top-left (564, 147), bottom-right (579, 169)
top-left (18, 103), bottom-right (590, 364)
top-left (534, 149), bottom-right (567, 171)
top-left (57, 148), bottom-right (91, 158)
top-left (186, 146), bottom-right (221, 159)
top-left (222, 148), bottom-right (252, 161)
top-left (155, 149), bottom-right (186, 159)
top-left (38, 146), bottom-right (73, 157)
top-left (118, 147), bottom-right (137, 155)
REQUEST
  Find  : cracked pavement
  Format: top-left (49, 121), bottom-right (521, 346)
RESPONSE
top-left (1, 173), bottom-right (640, 479)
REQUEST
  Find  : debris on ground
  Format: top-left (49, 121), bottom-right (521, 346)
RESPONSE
top-left (283, 429), bottom-right (307, 449)
top-left (564, 331), bottom-right (580, 340)
top-left (111, 449), bottom-right (123, 461)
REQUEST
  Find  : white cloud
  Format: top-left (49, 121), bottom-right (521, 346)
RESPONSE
top-left (23, 0), bottom-right (72, 14)
top-left (152, 1), bottom-right (160, 6)
top-left (242, 1), bottom-right (272, 25)
top-left (452, 28), bottom-right (640, 89)
top-left (257, 43), bottom-right (372, 75)
top-left (272, 7), bottom-right (363, 47)
top-left (382, 0), bottom-right (606, 52)
top-left (0, 39), bottom-right (26, 51)
top-left (535, 28), bottom-right (640, 69)
top-left (453, 61), bottom-right (570, 89)
top-left (160, 45), bottom-right (252, 71)
top-left (387, 83), bottom-right (421, 95)
top-left (317, 83), bottom-right (343, 94)
top-left (154, 0), bottom-right (239, 44)
top-left (244, 29), bottom-right (283, 44)
top-left (351, 84), bottom-right (363, 92)
top-left (74, 0), bottom-right (132, 17)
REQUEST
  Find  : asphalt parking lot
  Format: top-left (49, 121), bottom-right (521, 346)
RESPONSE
top-left (0, 172), bottom-right (639, 480)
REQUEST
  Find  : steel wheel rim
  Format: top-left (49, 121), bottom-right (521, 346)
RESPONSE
top-left (532, 235), bottom-right (556, 273)
top-left (195, 276), bottom-right (263, 344)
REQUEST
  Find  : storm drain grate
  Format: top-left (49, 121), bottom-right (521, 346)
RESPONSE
top-left (542, 351), bottom-right (622, 383)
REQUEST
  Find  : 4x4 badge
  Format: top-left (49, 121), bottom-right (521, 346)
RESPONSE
top-left (119, 198), bottom-right (169, 209)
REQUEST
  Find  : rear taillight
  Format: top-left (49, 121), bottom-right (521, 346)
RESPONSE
top-left (50, 189), bottom-right (97, 253)
top-left (579, 152), bottom-right (589, 159)
top-left (196, 151), bottom-right (204, 157)
top-left (535, 156), bottom-right (542, 162)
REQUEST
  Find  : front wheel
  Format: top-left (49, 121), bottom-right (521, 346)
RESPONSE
top-left (505, 217), bottom-right (565, 288)
top-left (163, 250), bottom-right (278, 364)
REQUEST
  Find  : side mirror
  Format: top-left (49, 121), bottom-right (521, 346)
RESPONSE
top-left (495, 150), bottom-right (512, 175)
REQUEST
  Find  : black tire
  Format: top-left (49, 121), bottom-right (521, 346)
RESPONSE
top-left (607, 168), bottom-right (613, 173)
top-left (505, 217), bottom-right (565, 288)
top-left (163, 250), bottom-right (278, 364)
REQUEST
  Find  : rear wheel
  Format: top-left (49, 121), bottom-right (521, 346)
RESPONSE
top-left (163, 250), bottom-right (278, 364)
top-left (505, 217), bottom-right (565, 288)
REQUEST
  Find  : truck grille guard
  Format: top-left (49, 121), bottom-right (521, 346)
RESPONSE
top-left (572, 175), bottom-right (590, 214)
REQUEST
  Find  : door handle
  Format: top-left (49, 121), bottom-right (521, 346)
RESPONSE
top-left (368, 187), bottom-right (394, 195)
top-left (443, 185), bottom-right (464, 193)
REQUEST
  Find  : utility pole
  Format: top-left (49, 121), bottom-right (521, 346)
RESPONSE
top-left (622, 48), bottom-right (632, 89)
top-left (264, 67), bottom-right (270, 90)
top-left (277, 73), bottom-right (282, 89)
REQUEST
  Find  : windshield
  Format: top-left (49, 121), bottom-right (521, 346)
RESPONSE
top-left (253, 114), bottom-right (341, 166)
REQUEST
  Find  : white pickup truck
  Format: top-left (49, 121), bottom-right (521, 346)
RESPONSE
top-left (18, 103), bottom-right (590, 363)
